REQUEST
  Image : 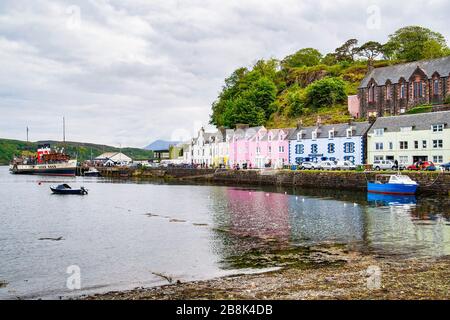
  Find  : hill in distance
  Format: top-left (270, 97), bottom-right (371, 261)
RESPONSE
top-left (144, 140), bottom-right (181, 151)
top-left (0, 138), bottom-right (154, 165)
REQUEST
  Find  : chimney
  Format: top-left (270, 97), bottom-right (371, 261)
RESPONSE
top-left (316, 116), bottom-right (322, 127)
top-left (235, 123), bottom-right (250, 130)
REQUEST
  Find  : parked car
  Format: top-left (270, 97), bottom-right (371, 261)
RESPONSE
top-left (318, 161), bottom-right (338, 170)
top-left (441, 162), bottom-right (450, 171)
top-left (336, 161), bottom-right (356, 170)
top-left (372, 160), bottom-right (397, 171)
top-left (407, 161), bottom-right (436, 171)
top-left (299, 162), bottom-right (319, 170)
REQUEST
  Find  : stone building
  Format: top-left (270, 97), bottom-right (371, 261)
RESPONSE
top-left (357, 56), bottom-right (450, 118)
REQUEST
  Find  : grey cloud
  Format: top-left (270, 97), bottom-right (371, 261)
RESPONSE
top-left (0, 0), bottom-right (449, 147)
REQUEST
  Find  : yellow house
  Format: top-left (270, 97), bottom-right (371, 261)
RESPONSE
top-left (367, 111), bottom-right (450, 166)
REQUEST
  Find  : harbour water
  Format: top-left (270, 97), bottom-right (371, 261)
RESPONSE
top-left (0, 166), bottom-right (449, 299)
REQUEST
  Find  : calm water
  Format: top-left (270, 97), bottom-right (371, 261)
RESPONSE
top-left (0, 166), bottom-right (449, 299)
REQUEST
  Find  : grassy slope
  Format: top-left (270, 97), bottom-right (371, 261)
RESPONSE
top-left (266, 60), bottom-right (398, 128)
top-left (0, 138), bottom-right (154, 165)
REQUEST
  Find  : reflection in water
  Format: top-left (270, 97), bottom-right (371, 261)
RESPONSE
top-left (367, 193), bottom-right (417, 206)
top-left (212, 186), bottom-right (450, 268)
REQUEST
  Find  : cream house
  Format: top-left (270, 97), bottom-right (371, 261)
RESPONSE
top-left (367, 111), bottom-right (450, 166)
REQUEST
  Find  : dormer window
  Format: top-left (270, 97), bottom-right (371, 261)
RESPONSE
top-left (432, 124), bottom-right (444, 132)
top-left (374, 128), bottom-right (384, 136)
top-left (346, 128), bottom-right (353, 138)
top-left (328, 129), bottom-right (335, 139)
top-left (297, 131), bottom-right (303, 141)
top-left (268, 135), bottom-right (272, 141)
top-left (400, 126), bottom-right (412, 132)
top-left (312, 131), bottom-right (317, 140)
top-left (434, 79), bottom-right (439, 95)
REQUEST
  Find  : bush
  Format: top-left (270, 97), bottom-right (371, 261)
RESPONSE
top-left (406, 104), bottom-right (433, 114)
top-left (305, 77), bottom-right (347, 109)
top-left (445, 95), bottom-right (450, 105)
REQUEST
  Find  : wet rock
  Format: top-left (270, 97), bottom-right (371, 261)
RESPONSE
top-left (169, 219), bottom-right (186, 223)
top-left (38, 236), bottom-right (63, 241)
top-left (0, 280), bottom-right (8, 288)
top-left (192, 223), bottom-right (208, 227)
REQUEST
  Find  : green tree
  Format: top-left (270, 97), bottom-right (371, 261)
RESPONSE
top-left (335, 39), bottom-right (359, 62)
top-left (384, 26), bottom-right (449, 61)
top-left (251, 77), bottom-right (277, 119)
top-left (282, 48), bottom-right (322, 68)
top-left (286, 86), bottom-right (306, 117)
top-left (305, 77), bottom-right (347, 109)
top-left (226, 96), bottom-right (266, 127)
top-left (356, 41), bottom-right (383, 66)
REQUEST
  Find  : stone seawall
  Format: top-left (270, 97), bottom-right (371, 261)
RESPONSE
top-left (204, 170), bottom-right (450, 195)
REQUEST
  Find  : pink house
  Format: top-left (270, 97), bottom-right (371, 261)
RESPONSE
top-left (228, 125), bottom-right (265, 168)
top-left (248, 128), bottom-right (294, 169)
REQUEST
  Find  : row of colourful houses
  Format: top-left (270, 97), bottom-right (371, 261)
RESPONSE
top-left (184, 110), bottom-right (450, 168)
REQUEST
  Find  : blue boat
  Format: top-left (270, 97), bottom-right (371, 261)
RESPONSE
top-left (367, 174), bottom-right (418, 195)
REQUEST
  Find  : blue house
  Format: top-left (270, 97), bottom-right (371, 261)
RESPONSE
top-left (288, 119), bottom-right (372, 165)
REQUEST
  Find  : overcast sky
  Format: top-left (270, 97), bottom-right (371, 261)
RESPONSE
top-left (0, 0), bottom-right (449, 148)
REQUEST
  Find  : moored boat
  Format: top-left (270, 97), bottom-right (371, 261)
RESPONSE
top-left (83, 167), bottom-right (101, 177)
top-left (9, 144), bottom-right (77, 176)
top-left (367, 174), bottom-right (418, 195)
top-left (50, 184), bottom-right (88, 195)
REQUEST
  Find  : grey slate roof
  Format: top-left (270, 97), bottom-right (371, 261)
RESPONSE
top-left (288, 122), bottom-right (372, 140)
top-left (369, 111), bottom-right (450, 133)
top-left (359, 56), bottom-right (450, 88)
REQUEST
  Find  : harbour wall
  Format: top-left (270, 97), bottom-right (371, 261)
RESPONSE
top-left (97, 167), bottom-right (450, 195)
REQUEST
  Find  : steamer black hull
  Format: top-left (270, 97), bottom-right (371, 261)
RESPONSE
top-left (12, 168), bottom-right (76, 176)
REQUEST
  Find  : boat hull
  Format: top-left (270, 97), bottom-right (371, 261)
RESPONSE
top-left (9, 160), bottom-right (77, 177)
top-left (367, 182), bottom-right (418, 195)
top-left (50, 187), bottom-right (87, 195)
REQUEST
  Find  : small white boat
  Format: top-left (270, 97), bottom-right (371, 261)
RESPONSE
top-left (83, 167), bottom-right (100, 177)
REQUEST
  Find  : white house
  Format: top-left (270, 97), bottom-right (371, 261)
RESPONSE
top-left (288, 119), bottom-right (372, 165)
top-left (367, 111), bottom-right (450, 166)
top-left (95, 152), bottom-right (133, 166)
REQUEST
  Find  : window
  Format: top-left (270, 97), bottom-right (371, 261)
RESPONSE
top-left (374, 156), bottom-right (384, 161)
top-left (311, 144), bottom-right (318, 154)
top-left (346, 128), bottom-right (353, 138)
top-left (297, 131), bottom-right (303, 141)
top-left (432, 124), bottom-right (444, 132)
top-left (414, 141), bottom-right (419, 149)
top-left (386, 85), bottom-right (391, 100)
top-left (389, 142), bottom-right (393, 150)
top-left (399, 156), bottom-right (408, 164)
top-left (328, 130), bottom-right (335, 139)
top-left (268, 135), bottom-right (272, 141)
top-left (295, 144), bottom-right (304, 155)
top-left (434, 79), bottom-right (439, 95)
top-left (268, 146), bottom-right (271, 153)
top-left (375, 142), bottom-right (383, 150)
top-left (413, 81), bottom-right (424, 98)
top-left (279, 146), bottom-right (285, 153)
top-left (295, 157), bottom-right (304, 164)
top-left (400, 126), bottom-right (412, 132)
top-left (344, 156), bottom-right (355, 163)
top-left (433, 155), bottom-right (443, 163)
top-left (374, 128), bottom-right (384, 136)
top-left (433, 140), bottom-right (443, 148)
top-left (256, 147), bottom-right (261, 154)
top-left (400, 83), bottom-right (406, 99)
top-left (422, 140), bottom-right (427, 148)
top-left (328, 143), bottom-right (335, 154)
top-left (369, 84), bottom-right (375, 102)
top-left (399, 141), bottom-right (408, 150)
top-left (312, 131), bottom-right (317, 140)
top-left (344, 142), bottom-right (355, 153)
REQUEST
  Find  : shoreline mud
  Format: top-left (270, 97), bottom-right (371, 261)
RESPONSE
top-left (83, 246), bottom-right (450, 300)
